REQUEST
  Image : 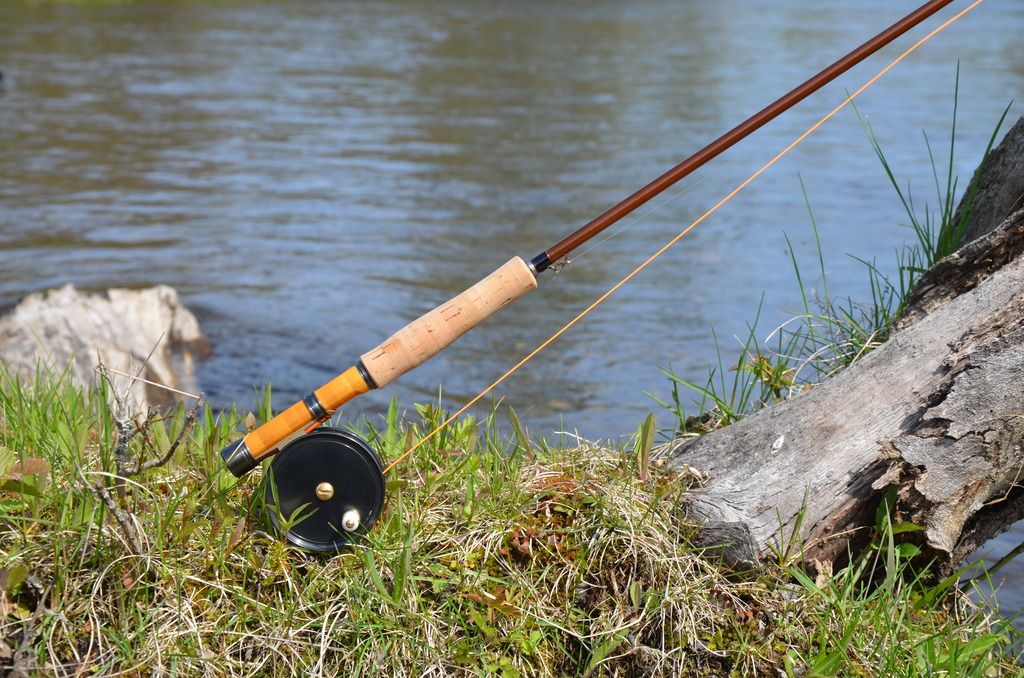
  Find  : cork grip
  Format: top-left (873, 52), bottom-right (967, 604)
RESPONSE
top-left (361, 257), bottom-right (537, 388)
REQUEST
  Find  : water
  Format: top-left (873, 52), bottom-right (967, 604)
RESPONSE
top-left (1, 0), bottom-right (1023, 614)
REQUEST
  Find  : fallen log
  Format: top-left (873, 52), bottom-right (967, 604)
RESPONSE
top-left (659, 128), bottom-right (1024, 574)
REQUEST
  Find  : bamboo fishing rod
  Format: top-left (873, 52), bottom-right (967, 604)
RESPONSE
top-left (219, 0), bottom-right (964, 550)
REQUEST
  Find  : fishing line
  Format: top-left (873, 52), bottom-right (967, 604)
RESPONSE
top-left (382, 0), bottom-right (984, 476)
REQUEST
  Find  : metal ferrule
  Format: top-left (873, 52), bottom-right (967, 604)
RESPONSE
top-left (529, 251), bottom-right (551, 274)
top-left (303, 392), bottom-right (328, 420)
top-left (355, 359), bottom-right (378, 390)
top-left (220, 439), bottom-right (257, 477)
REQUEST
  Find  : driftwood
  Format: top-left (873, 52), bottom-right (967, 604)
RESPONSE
top-left (659, 122), bottom-right (1024, 574)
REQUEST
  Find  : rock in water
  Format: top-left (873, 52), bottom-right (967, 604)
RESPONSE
top-left (0, 285), bottom-right (209, 411)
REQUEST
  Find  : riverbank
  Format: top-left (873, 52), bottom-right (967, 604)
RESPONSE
top-left (0, 371), bottom-right (1020, 676)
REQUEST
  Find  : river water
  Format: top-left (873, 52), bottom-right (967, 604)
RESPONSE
top-left (2, 0), bottom-right (1023, 617)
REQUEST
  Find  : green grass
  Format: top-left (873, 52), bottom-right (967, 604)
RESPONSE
top-left (0, 369), bottom-right (1021, 676)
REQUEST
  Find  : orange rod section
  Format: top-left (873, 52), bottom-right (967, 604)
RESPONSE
top-left (315, 366), bottom-right (372, 412)
top-left (247, 400), bottom-right (314, 461)
top-left (245, 366), bottom-right (371, 461)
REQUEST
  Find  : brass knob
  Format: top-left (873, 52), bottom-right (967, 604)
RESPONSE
top-left (315, 482), bottom-right (334, 501)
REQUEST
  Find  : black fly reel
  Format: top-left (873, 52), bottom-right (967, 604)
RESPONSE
top-left (264, 427), bottom-right (386, 551)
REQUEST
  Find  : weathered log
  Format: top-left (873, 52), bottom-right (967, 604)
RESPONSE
top-left (661, 117), bottom-right (1024, 574)
top-left (0, 284), bottom-right (208, 411)
top-left (660, 209), bottom-right (1024, 575)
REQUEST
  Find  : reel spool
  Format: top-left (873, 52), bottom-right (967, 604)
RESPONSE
top-left (265, 427), bottom-right (385, 551)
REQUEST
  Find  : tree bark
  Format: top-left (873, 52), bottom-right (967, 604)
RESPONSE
top-left (659, 208), bottom-right (1024, 576)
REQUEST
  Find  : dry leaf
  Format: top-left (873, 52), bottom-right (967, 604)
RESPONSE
top-left (813, 558), bottom-right (833, 588)
top-left (226, 517), bottom-right (246, 555)
top-left (467, 587), bottom-right (520, 617)
top-left (7, 458), bottom-right (50, 480)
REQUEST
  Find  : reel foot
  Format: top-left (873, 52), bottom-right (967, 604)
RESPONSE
top-left (265, 427), bottom-right (385, 551)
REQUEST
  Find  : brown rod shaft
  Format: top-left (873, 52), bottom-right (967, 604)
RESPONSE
top-left (533, 0), bottom-right (955, 272)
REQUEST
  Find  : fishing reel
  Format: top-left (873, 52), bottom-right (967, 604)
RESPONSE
top-left (219, 258), bottom-right (539, 551)
top-left (260, 426), bottom-right (386, 551)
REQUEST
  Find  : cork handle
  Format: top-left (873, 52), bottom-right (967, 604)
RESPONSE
top-left (361, 257), bottom-right (537, 387)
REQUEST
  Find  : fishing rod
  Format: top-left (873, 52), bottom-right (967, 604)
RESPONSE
top-left (220, 0), bottom-right (962, 551)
